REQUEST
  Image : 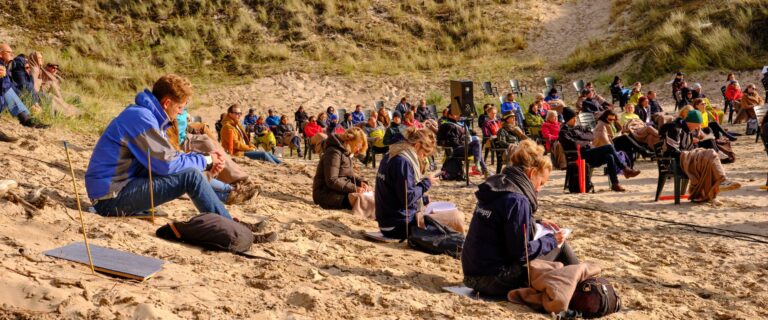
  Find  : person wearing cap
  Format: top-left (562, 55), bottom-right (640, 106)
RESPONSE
top-left (734, 83), bottom-right (764, 124)
top-left (491, 111), bottom-right (526, 173)
top-left (558, 107), bottom-right (640, 192)
top-left (384, 111), bottom-right (405, 145)
top-left (659, 108), bottom-right (740, 202)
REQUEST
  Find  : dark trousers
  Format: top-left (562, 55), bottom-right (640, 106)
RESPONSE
top-left (463, 243), bottom-right (579, 296)
top-left (705, 122), bottom-right (731, 140)
top-left (453, 139), bottom-right (487, 172)
top-left (583, 145), bottom-right (624, 185)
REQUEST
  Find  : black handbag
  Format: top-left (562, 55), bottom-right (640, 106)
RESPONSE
top-left (407, 215), bottom-right (465, 259)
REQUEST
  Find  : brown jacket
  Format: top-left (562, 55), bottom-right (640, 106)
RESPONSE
top-left (591, 120), bottom-right (617, 147)
top-left (312, 134), bottom-right (362, 209)
top-left (220, 117), bottom-right (256, 157)
top-left (508, 260), bottom-right (601, 314)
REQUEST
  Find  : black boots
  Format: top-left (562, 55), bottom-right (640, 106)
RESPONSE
top-left (18, 113), bottom-right (50, 129)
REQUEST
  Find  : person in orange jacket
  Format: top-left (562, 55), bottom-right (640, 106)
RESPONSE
top-left (220, 104), bottom-right (282, 164)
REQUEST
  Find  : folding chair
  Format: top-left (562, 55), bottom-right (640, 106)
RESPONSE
top-left (653, 143), bottom-right (688, 204)
top-left (482, 82), bottom-right (498, 96)
top-left (509, 79), bottom-right (526, 97)
top-left (572, 80), bottom-right (585, 93)
top-left (577, 112), bottom-right (596, 130)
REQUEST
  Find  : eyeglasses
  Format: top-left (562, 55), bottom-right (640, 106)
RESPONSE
top-left (230, 111), bottom-right (242, 115)
top-left (608, 118), bottom-right (617, 122)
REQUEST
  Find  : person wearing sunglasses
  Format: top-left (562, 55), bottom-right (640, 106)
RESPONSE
top-left (0, 44), bottom-right (49, 129)
top-left (220, 104), bottom-right (282, 165)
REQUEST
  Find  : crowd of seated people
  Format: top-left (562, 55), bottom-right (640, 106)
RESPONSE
top-left (0, 43), bottom-right (54, 142)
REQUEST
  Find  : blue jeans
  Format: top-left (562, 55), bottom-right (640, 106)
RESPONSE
top-left (1, 89), bottom-right (31, 118)
top-left (209, 178), bottom-right (232, 203)
top-left (93, 168), bottom-right (232, 219)
top-left (245, 150), bottom-right (282, 164)
top-left (454, 139), bottom-right (487, 172)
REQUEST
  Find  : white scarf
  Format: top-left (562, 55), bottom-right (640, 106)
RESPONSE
top-left (388, 142), bottom-right (423, 181)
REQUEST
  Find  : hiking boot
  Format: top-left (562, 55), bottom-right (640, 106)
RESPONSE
top-left (18, 113), bottom-right (50, 129)
top-left (622, 167), bottom-right (641, 179)
top-left (611, 184), bottom-right (627, 192)
top-left (0, 130), bottom-right (18, 143)
top-left (719, 180), bottom-right (742, 192)
top-left (226, 179), bottom-right (260, 205)
top-left (725, 132), bottom-right (738, 141)
top-left (239, 219), bottom-right (269, 233)
top-left (253, 231), bottom-right (279, 244)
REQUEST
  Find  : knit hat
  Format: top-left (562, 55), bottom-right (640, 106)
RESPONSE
top-left (502, 110), bottom-right (515, 121)
top-left (562, 107), bottom-right (577, 123)
top-left (685, 109), bottom-right (703, 124)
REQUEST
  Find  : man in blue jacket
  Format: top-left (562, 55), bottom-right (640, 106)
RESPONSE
top-left (351, 104), bottom-right (365, 125)
top-left (500, 93), bottom-right (525, 131)
top-left (85, 74), bottom-right (231, 218)
top-left (265, 109), bottom-right (280, 130)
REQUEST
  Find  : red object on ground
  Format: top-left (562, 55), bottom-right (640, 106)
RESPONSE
top-left (577, 145), bottom-right (585, 193)
top-left (658, 195), bottom-right (689, 201)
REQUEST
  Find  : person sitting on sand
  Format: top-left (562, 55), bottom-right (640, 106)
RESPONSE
top-left (351, 104), bottom-right (365, 125)
top-left (462, 140), bottom-right (579, 296)
top-left (438, 110), bottom-right (490, 177)
top-left (375, 127), bottom-right (439, 239)
top-left (312, 127), bottom-right (369, 209)
top-left (558, 107), bottom-right (640, 192)
top-left (85, 74), bottom-right (232, 218)
top-left (304, 115), bottom-right (327, 155)
top-left (659, 109), bottom-right (740, 202)
top-left (274, 115), bottom-right (303, 157)
top-left (220, 104), bottom-right (282, 165)
top-left (0, 64), bottom-right (49, 129)
top-left (384, 112), bottom-right (406, 145)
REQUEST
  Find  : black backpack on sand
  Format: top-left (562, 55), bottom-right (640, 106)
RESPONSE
top-left (407, 215), bottom-right (464, 259)
top-left (156, 213), bottom-right (254, 253)
top-left (440, 157), bottom-right (466, 181)
top-left (566, 277), bottom-right (621, 319)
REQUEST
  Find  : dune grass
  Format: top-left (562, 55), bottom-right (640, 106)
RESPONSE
top-left (562, 0), bottom-right (768, 82)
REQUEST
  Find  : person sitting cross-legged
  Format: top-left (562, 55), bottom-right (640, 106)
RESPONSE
top-left (558, 107), bottom-right (640, 192)
top-left (220, 104), bottom-right (282, 165)
top-left (462, 140), bottom-right (579, 296)
top-left (85, 74), bottom-right (232, 218)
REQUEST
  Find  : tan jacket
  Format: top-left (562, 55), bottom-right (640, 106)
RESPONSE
top-left (219, 117), bottom-right (256, 157)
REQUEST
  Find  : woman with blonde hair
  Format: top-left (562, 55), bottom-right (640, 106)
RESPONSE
top-left (375, 127), bottom-right (439, 239)
top-left (462, 140), bottom-right (578, 296)
top-left (377, 108), bottom-right (391, 127)
top-left (312, 127), bottom-right (369, 209)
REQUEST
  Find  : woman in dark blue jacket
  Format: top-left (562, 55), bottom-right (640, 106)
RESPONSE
top-left (462, 140), bottom-right (579, 296)
top-left (375, 127), bottom-right (438, 239)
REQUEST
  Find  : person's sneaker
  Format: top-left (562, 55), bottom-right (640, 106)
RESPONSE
top-left (622, 167), bottom-right (641, 179)
top-left (253, 231), bottom-right (279, 244)
top-left (717, 151), bottom-right (730, 161)
top-left (226, 179), bottom-right (260, 205)
top-left (20, 116), bottom-right (50, 129)
top-left (469, 166), bottom-right (483, 176)
top-left (611, 184), bottom-right (627, 192)
top-left (0, 130), bottom-right (18, 143)
top-left (719, 180), bottom-right (742, 192)
top-left (237, 219), bottom-right (269, 233)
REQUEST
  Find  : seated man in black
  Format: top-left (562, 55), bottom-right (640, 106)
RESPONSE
top-left (437, 111), bottom-right (489, 177)
top-left (558, 108), bottom-right (640, 192)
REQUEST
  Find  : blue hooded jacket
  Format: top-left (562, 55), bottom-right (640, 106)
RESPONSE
top-left (85, 89), bottom-right (207, 200)
top-left (461, 166), bottom-right (557, 277)
top-left (351, 110), bottom-right (365, 124)
top-left (374, 150), bottom-right (432, 237)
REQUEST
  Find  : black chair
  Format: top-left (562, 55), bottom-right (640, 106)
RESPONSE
top-left (482, 82), bottom-right (498, 96)
top-left (563, 149), bottom-right (595, 193)
top-left (653, 143), bottom-right (688, 204)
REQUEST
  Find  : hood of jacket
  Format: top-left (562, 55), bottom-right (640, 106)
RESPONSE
top-left (325, 134), bottom-right (349, 155)
top-left (476, 165), bottom-right (538, 213)
top-left (134, 89), bottom-right (171, 131)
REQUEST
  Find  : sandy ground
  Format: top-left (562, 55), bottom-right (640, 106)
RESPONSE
top-left (0, 68), bottom-right (767, 320)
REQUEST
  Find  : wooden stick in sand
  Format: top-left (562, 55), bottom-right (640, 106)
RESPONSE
top-left (523, 223), bottom-right (532, 288)
top-left (405, 179), bottom-right (409, 244)
top-left (63, 141), bottom-right (95, 275)
top-left (147, 148), bottom-right (155, 224)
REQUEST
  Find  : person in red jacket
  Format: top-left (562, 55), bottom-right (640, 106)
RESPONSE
top-left (540, 110), bottom-right (560, 153)
top-left (303, 115), bottom-right (327, 154)
top-left (725, 80), bottom-right (743, 102)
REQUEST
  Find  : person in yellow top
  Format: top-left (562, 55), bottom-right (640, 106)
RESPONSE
top-left (619, 104), bottom-right (640, 127)
top-left (692, 98), bottom-right (736, 141)
top-left (219, 104), bottom-right (283, 164)
top-left (627, 83), bottom-right (644, 106)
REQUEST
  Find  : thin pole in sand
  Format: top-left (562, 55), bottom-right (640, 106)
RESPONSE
top-left (404, 179), bottom-right (409, 244)
top-left (147, 148), bottom-right (156, 224)
top-left (63, 141), bottom-right (95, 275)
top-left (523, 223), bottom-right (532, 288)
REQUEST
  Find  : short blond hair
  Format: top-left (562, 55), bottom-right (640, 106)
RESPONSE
top-left (507, 139), bottom-right (552, 172)
top-left (152, 74), bottom-right (193, 103)
top-left (338, 127), bottom-right (368, 155)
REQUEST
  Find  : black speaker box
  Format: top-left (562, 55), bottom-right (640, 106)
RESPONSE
top-left (450, 80), bottom-right (475, 117)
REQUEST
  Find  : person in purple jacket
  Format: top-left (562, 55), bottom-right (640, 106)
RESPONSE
top-left (462, 140), bottom-right (579, 296)
top-left (85, 74), bottom-right (230, 218)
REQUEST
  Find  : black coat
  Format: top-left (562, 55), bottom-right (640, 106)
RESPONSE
top-left (437, 119), bottom-right (466, 148)
top-left (558, 123), bottom-right (593, 152)
top-left (312, 135), bottom-right (363, 209)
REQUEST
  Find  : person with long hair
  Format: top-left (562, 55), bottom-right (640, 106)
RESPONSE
top-left (734, 84), bottom-right (764, 124)
top-left (312, 127), bottom-right (369, 209)
top-left (462, 140), bottom-right (579, 296)
top-left (375, 127), bottom-right (438, 239)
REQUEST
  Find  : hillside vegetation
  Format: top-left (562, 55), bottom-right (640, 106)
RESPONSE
top-left (563, 0), bottom-right (768, 82)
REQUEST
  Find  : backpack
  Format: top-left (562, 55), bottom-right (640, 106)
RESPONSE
top-left (746, 118), bottom-right (758, 135)
top-left (440, 157), bottom-right (465, 181)
top-left (407, 215), bottom-right (464, 259)
top-left (156, 213), bottom-right (254, 253)
top-left (568, 277), bottom-right (621, 318)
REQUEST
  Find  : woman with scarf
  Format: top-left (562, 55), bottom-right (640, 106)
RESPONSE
top-left (375, 127), bottom-right (438, 239)
top-left (462, 140), bottom-right (579, 296)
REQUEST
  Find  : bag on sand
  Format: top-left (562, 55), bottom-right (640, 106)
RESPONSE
top-left (156, 213), bottom-right (254, 253)
top-left (746, 118), bottom-right (758, 136)
top-left (568, 277), bottom-right (621, 319)
top-left (407, 215), bottom-right (464, 259)
top-left (440, 157), bottom-right (465, 181)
